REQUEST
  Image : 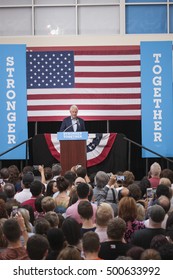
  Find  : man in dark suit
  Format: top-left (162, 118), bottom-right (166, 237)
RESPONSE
top-left (59, 105), bottom-right (86, 132)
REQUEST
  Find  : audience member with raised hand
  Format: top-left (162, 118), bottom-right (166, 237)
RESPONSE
top-left (0, 212), bottom-right (29, 260)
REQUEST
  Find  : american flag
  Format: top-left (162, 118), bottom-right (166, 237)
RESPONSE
top-left (27, 46), bottom-right (141, 122)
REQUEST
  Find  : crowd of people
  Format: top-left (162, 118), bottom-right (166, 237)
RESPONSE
top-left (0, 161), bottom-right (173, 260)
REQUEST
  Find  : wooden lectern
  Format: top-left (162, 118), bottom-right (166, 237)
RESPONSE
top-left (57, 132), bottom-right (88, 174)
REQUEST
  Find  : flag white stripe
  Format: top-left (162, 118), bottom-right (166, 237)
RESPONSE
top-left (74, 55), bottom-right (140, 61)
top-left (28, 110), bottom-right (141, 117)
top-left (27, 88), bottom-right (140, 94)
top-left (27, 99), bottom-right (140, 106)
top-left (75, 77), bottom-right (140, 83)
top-left (75, 66), bottom-right (140, 72)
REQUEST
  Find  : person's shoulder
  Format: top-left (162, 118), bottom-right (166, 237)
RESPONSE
top-left (63, 116), bottom-right (71, 121)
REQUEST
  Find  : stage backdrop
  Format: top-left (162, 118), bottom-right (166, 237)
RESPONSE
top-left (32, 133), bottom-right (127, 175)
top-left (0, 44), bottom-right (28, 160)
top-left (141, 41), bottom-right (173, 158)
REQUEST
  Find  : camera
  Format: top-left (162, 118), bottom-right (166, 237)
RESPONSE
top-left (12, 206), bottom-right (18, 217)
top-left (146, 188), bottom-right (153, 198)
top-left (116, 175), bottom-right (126, 181)
top-left (33, 165), bottom-right (39, 170)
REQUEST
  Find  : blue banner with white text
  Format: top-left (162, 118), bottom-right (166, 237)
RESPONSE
top-left (141, 41), bottom-right (173, 158)
top-left (0, 44), bottom-right (28, 159)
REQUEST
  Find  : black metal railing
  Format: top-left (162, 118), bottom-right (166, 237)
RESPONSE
top-left (0, 137), bottom-right (33, 169)
top-left (123, 136), bottom-right (173, 176)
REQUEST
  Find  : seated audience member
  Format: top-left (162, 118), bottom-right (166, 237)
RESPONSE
top-left (0, 199), bottom-right (9, 219)
top-left (77, 200), bottom-right (96, 236)
top-left (44, 211), bottom-right (59, 228)
top-left (18, 208), bottom-right (34, 234)
top-left (128, 183), bottom-right (142, 202)
top-left (82, 231), bottom-right (102, 260)
top-left (65, 183), bottom-right (97, 224)
top-left (34, 196), bottom-right (45, 219)
top-left (64, 170), bottom-right (77, 194)
top-left (8, 165), bottom-right (21, 193)
top-left (98, 217), bottom-right (133, 260)
top-left (118, 196), bottom-right (145, 242)
top-left (131, 205), bottom-right (166, 249)
top-left (140, 248), bottom-right (161, 260)
top-left (160, 168), bottom-right (173, 185)
top-left (41, 196), bottom-right (56, 213)
top-left (14, 172), bottom-right (34, 203)
top-left (38, 165), bottom-right (53, 189)
top-left (0, 168), bottom-right (9, 185)
top-left (93, 171), bottom-right (117, 205)
top-left (5, 199), bottom-right (21, 217)
top-left (45, 180), bottom-right (58, 197)
top-left (75, 165), bottom-right (90, 183)
top-left (3, 183), bottom-right (15, 201)
top-left (145, 195), bottom-right (170, 229)
top-left (21, 180), bottom-right (44, 211)
top-left (0, 221), bottom-right (8, 252)
top-left (46, 228), bottom-right (67, 260)
top-left (136, 203), bottom-right (145, 221)
top-left (138, 177), bottom-right (151, 199)
top-left (148, 162), bottom-right (161, 189)
top-left (54, 176), bottom-right (70, 214)
top-left (34, 217), bottom-right (51, 236)
top-left (57, 245), bottom-right (83, 260)
top-left (61, 217), bottom-right (82, 251)
top-left (51, 163), bottom-right (62, 181)
top-left (0, 215), bottom-right (29, 260)
top-left (122, 170), bottom-right (135, 188)
top-left (150, 234), bottom-right (169, 251)
top-left (95, 202), bottom-right (114, 242)
top-left (158, 243), bottom-right (173, 260)
top-left (126, 246), bottom-right (144, 260)
top-left (27, 234), bottom-right (49, 260)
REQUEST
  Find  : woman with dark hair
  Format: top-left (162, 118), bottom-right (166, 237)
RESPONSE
top-left (54, 176), bottom-right (70, 214)
top-left (61, 217), bottom-right (82, 251)
top-left (45, 180), bottom-right (58, 197)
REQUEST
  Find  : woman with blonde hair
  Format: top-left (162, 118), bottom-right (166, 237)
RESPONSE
top-left (118, 196), bottom-right (145, 242)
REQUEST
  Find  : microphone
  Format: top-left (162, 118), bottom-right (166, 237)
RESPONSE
top-left (63, 121), bottom-right (78, 132)
top-left (77, 119), bottom-right (80, 126)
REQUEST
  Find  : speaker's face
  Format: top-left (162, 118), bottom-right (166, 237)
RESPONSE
top-left (70, 108), bottom-right (78, 119)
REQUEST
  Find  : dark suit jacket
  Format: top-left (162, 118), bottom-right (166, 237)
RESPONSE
top-left (59, 116), bottom-right (86, 132)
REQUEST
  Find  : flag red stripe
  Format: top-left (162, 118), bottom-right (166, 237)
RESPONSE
top-left (75, 83), bottom-right (141, 88)
top-left (75, 72), bottom-right (140, 77)
top-left (28, 115), bottom-right (141, 122)
top-left (75, 61), bottom-right (140, 66)
top-left (28, 104), bottom-right (140, 110)
top-left (27, 93), bottom-right (141, 100)
top-left (27, 45), bottom-right (140, 54)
